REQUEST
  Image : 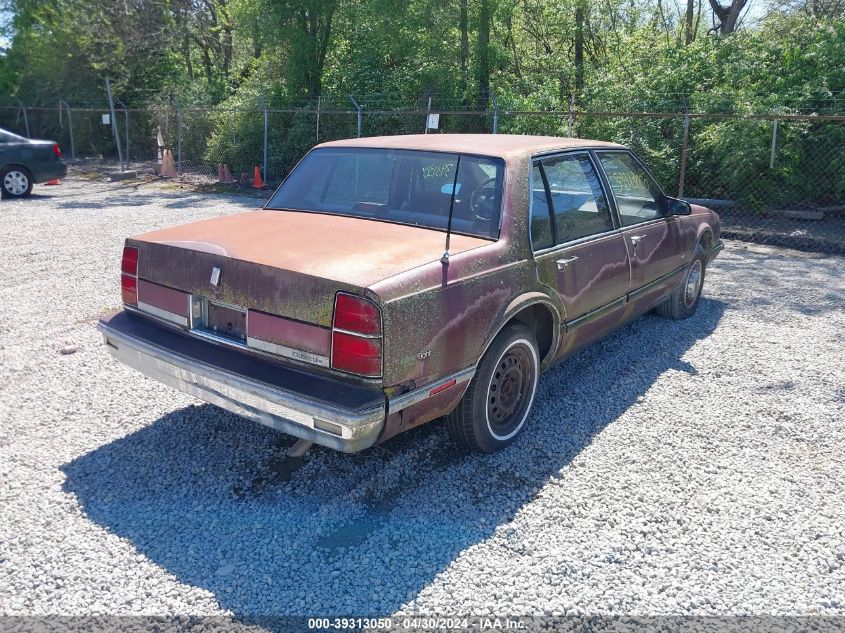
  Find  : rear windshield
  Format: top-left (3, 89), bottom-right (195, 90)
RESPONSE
top-left (267, 147), bottom-right (504, 239)
top-left (0, 128), bottom-right (27, 143)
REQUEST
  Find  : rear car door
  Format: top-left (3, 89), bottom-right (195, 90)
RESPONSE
top-left (531, 152), bottom-right (631, 357)
top-left (595, 151), bottom-right (684, 307)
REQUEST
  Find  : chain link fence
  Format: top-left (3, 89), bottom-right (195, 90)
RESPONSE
top-left (1, 100), bottom-right (843, 254)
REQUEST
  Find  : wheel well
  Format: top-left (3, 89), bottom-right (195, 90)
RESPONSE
top-left (507, 303), bottom-right (555, 363)
top-left (700, 229), bottom-right (714, 251)
top-left (2, 164), bottom-right (32, 175)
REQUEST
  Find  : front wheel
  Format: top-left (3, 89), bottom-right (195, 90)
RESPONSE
top-left (655, 242), bottom-right (707, 320)
top-left (446, 324), bottom-right (540, 453)
top-left (1, 166), bottom-right (34, 199)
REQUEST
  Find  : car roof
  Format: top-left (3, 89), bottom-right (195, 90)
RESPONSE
top-left (316, 134), bottom-right (626, 160)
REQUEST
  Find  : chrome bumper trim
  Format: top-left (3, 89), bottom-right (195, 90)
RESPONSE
top-left (99, 320), bottom-right (385, 453)
top-left (246, 336), bottom-right (330, 368)
top-left (387, 367), bottom-right (476, 413)
top-left (136, 301), bottom-right (188, 327)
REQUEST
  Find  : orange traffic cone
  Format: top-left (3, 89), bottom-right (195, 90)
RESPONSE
top-left (218, 164), bottom-right (236, 184)
top-left (252, 166), bottom-right (266, 189)
top-left (44, 179), bottom-right (61, 186)
top-left (160, 149), bottom-right (178, 178)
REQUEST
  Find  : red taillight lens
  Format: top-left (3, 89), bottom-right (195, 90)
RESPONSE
top-left (331, 293), bottom-right (382, 377)
top-left (121, 274), bottom-right (137, 306)
top-left (121, 246), bottom-right (138, 276)
top-left (333, 293), bottom-right (381, 335)
top-left (53, 144), bottom-right (62, 159)
top-left (121, 245), bottom-right (138, 306)
top-left (331, 331), bottom-right (382, 377)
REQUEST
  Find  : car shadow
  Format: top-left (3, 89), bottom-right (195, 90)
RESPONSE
top-left (61, 298), bottom-right (726, 621)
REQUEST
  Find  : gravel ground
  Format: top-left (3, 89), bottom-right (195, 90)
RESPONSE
top-left (1, 176), bottom-right (844, 622)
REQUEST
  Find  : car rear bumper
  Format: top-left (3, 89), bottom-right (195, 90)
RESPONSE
top-left (98, 310), bottom-right (386, 452)
top-left (32, 161), bottom-right (67, 184)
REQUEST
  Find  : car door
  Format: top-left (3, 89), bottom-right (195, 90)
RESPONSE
top-left (594, 150), bottom-right (685, 311)
top-left (531, 152), bottom-right (631, 359)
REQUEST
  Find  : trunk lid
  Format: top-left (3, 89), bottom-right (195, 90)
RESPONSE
top-left (131, 209), bottom-right (491, 327)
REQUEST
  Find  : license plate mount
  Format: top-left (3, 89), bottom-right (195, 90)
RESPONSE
top-left (191, 297), bottom-right (247, 344)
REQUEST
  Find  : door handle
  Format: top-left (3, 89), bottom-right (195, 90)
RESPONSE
top-left (556, 256), bottom-right (579, 270)
top-left (629, 234), bottom-right (646, 251)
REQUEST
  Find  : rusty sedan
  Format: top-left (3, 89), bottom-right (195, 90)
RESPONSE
top-left (98, 135), bottom-right (723, 454)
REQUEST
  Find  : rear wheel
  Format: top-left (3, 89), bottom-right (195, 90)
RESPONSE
top-left (446, 324), bottom-right (540, 453)
top-left (655, 242), bottom-right (707, 320)
top-left (1, 166), bottom-right (33, 199)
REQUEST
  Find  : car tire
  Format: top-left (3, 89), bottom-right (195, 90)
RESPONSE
top-left (655, 242), bottom-right (707, 320)
top-left (446, 324), bottom-right (540, 453)
top-left (1, 166), bottom-right (34, 199)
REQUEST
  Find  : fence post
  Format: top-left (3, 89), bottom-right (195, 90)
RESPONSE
top-left (263, 105), bottom-right (268, 182)
top-left (677, 111), bottom-right (690, 198)
top-left (316, 96), bottom-right (321, 144)
top-left (349, 96), bottom-right (362, 138)
top-left (104, 78), bottom-right (124, 169)
top-left (491, 93), bottom-right (499, 134)
top-left (118, 101), bottom-right (130, 167)
top-left (177, 107), bottom-right (183, 174)
top-left (425, 96), bottom-right (432, 134)
top-left (61, 100), bottom-right (76, 160)
top-left (15, 100), bottom-right (30, 138)
top-left (769, 119), bottom-right (779, 169)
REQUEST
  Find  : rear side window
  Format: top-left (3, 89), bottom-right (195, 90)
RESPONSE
top-left (530, 153), bottom-right (614, 248)
top-left (530, 164), bottom-right (554, 250)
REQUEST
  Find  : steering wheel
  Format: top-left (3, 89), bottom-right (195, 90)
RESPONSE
top-left (470, 177), bottom-right (498, 221)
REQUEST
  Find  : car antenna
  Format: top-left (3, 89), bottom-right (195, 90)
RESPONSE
top-left (441, 156), bottom-right (462, 265)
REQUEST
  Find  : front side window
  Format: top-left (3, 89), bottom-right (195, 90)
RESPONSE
top-left (536, 153), bottom-right (614, 245)
top-left (268, 147), bottom-right (504, 239)
top-left (596, 152), bottom-right (664, 226)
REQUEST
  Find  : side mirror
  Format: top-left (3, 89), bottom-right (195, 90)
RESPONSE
top-left (665, 196), bottom-right (692, 216)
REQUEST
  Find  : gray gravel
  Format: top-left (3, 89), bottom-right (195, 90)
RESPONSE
top-left (1, 175), bottom-right (844, 619)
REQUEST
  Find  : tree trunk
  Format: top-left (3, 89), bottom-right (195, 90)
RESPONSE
top-left (685, 0), bottom-right (695, 44)
top-left (476, 0), bottom-right (490, 110)
top-left (574, 1), bottom-right (584, 94)
top-left (182, 35), bottom-right (193, 80)
top-left (289, 1), bottom-right (337, 98)
top-left (459, 0), bottom-right (468, 97)
top-left (708, 0), bottom-right (748, 34)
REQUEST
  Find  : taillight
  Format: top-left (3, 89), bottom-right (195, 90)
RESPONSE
top-left (334, 293), bottom-right (381, 335)
top-left (331, 331), bottom-right (382, 376)
top-left (121, 245), bottom-right (138, 306)
top-left (331, 293), bottom-right (382, 377)
top-left (121, 275), bottom-right (137, 305)
top-left (52, 144), bottom-right (62, 159)
top-left (121, 246), bottom-right (138, 276)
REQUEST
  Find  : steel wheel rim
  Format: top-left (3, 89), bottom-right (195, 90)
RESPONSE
top-left (486, 340), bottom-right (537, 441)
top-left (4, 171), bottom-right (28, 196)
top-left (684, 259), bottom-right (703, 307)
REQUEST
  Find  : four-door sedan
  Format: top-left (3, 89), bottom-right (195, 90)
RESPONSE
top-left (98, 135), bottom-right (722, 453)
top-left (0, 127), bottom-right (67, 198)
